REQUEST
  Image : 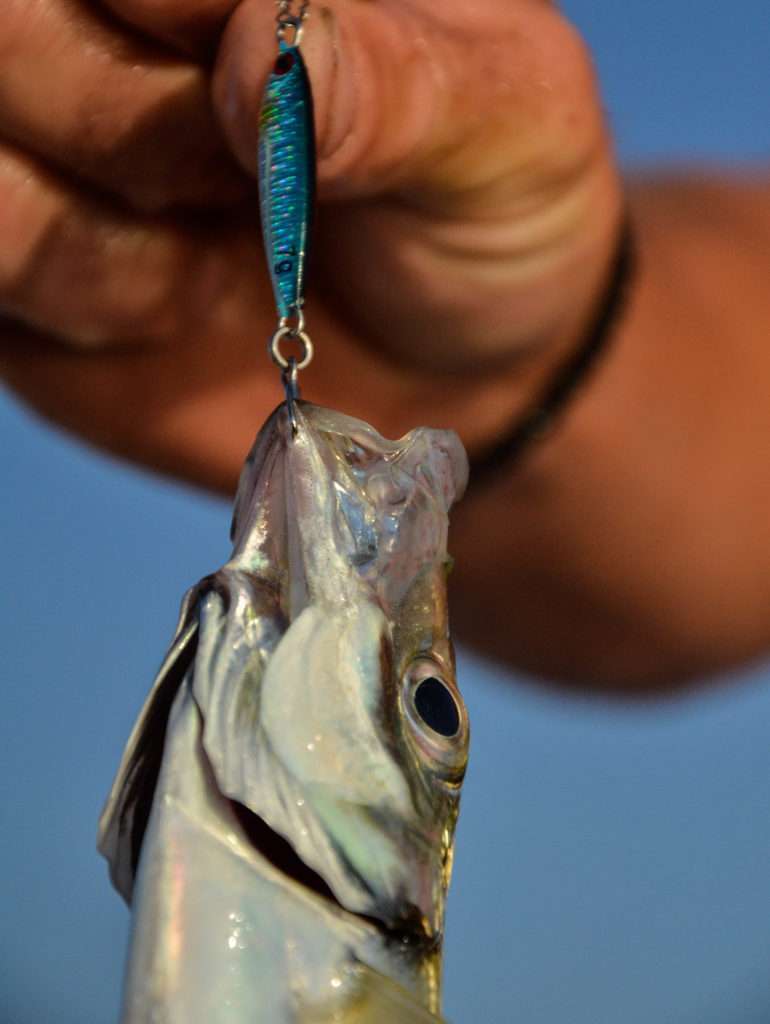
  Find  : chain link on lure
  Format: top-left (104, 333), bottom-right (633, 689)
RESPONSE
top-left (260, 0), bottom-right (315, 434)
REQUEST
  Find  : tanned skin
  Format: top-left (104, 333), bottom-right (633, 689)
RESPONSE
top-left (0, 0), bottom-right (768, 689)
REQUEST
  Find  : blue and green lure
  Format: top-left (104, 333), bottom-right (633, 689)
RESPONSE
top-left (258, 43), bottom-right (316, 325)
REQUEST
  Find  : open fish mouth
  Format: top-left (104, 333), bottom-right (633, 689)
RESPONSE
top-left (230, 799), bottom-right (437, 954)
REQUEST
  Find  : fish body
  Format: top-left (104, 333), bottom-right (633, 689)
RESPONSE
top-left (258, 44), bottom-right (315, 321)
top-left (99, 402), bottom-right (469, 1022)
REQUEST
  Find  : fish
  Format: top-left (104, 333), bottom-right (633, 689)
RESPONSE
top-left (98, 401), bottom-right (469, 1023)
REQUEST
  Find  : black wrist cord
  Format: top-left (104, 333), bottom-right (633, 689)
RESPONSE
top-left (468, 216), bottom-right (636, 487)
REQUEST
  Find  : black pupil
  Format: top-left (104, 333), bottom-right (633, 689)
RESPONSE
top-left (414, 677), bottom-right (460, 737)
top-left (274, 51), bottom-right (295, 75)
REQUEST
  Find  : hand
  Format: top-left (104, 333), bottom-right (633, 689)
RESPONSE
top-left (0, 0), bottom-right (621, 492)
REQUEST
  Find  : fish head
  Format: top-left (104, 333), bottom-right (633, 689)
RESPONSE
top-left (99, 402), bottom-right (470, 1016)
top-left (224, 402), bottom-right (469, 947)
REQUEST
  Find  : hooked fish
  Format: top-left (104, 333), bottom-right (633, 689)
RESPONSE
top-left (98, 401), bottom-right (469, 1022)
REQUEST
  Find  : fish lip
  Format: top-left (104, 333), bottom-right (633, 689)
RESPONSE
top-left (230, 800), bottom-right (438, 952)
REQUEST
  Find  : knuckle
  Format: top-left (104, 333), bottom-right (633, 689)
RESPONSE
top-left (101, 0), bottom-right (200, 37)
top-left (32, 231), bottom-right (188, 350)
top-left (99, 231), bottom-right (191, 343)
top-left (537, 12), bottom-right (604, 111)
top-left (0, 146), bottom-right (193, 347)
top-left (72, 65), bottom-right (211, 213)
top-left (0, 0), bottom-right (212, 212)
top-left (0, 151), bottom-right (62, 303)
top-left (99, 0), bottom-right (235, 58)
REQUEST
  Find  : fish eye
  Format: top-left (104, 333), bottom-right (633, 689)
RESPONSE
top-left (413, 676), bottom-right (460, 737)
top-left (402, 658), bottom-right (468, 777)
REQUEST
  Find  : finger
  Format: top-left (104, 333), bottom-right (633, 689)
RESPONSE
top-left (99, 0), bottom-right (240, 56)
top-left (0, 318), bottom-right (273, 490)
top-left (213, 0), bottom-right (608, 212)
top-left (0, 0), bottom-right (248, 211)
top-left (0, 143), bottom-right (268, 348)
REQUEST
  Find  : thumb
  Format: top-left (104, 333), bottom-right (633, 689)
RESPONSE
top-left (213, 0), bottom-right (610, 213)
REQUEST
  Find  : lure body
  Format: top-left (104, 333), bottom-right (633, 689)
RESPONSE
top-left (99, 403), bottom-right (469, 1023)
top-left (258, 44), bottom-right (316, 322)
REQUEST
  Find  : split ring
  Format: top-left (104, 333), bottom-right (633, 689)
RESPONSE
top-left (269, 326), bottom-right (314, 371)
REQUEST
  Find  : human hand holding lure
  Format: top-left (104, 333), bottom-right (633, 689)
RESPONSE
top-left (13, 0), bottom-right (743, 685)
top-left (0, 0), bottom-right (621, 493)
top-left (99, 3), bottom-right (470, 1020)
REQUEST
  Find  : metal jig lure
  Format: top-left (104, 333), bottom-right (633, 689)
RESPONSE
top-left (259, 0), bottom-right (315, 432)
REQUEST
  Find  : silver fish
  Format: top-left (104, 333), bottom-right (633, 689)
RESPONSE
top-left (98, 401), bottom-right (469, 1023)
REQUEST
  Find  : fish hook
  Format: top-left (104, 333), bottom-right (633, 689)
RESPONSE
top-left (269, 319), bottom-right (312, 439)
top-left (281, 356), bottom-right (300, 437)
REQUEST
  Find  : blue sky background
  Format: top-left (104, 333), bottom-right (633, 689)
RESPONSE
top-left (2, 2), bottom-right (769, 1022)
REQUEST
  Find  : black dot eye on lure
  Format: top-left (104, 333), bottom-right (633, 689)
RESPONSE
top-left (273, 51), bottom-right (295, 75)
top-left (414, 677), bottom-right (461, 737)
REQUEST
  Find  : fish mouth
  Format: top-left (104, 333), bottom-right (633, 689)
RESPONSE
top-left (230, 800), bottom-right (437, 954)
